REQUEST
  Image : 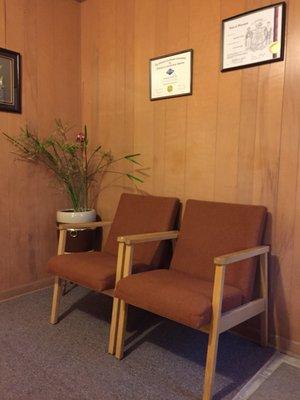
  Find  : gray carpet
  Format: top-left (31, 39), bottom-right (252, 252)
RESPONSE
top-left (0, 286), bottom-right (274, 400)
top-left (248, 363), bottom-right (300, 400)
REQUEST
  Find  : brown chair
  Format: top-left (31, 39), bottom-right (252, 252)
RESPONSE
top-left (111, 199), bottom-right (269, 400)
top-left (47, 193), bottom-right (180, 350)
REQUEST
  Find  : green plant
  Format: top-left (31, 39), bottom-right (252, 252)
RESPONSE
top-left (2, 119), bottom-right (143, 211)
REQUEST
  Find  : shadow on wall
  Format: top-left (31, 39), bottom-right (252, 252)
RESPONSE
top-left (264, 211), bottom-right (290, 352)
top-left (269, 253), bottom-right (290, 352)
top-left (233, 211), bottom-right (290, 353)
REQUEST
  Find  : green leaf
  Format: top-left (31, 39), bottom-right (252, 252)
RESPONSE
top-left (125, 153), bottom-right (141, 158)
top-left (125, 153), bottom-right (142, 165)
top-left (126, 173), bottom-right (143, 183)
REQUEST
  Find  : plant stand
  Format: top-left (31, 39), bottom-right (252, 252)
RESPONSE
top-left (56, 208), bottom-right (102, 253)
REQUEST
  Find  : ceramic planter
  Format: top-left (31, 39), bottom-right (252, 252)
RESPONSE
top-left (56, 209), bottom-right (97, 224)
top-left (56, 209), bottom-right (101, 253)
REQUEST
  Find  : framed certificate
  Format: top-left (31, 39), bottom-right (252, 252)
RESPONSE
top-left (221, 2), bottom-right (286, 72)
top-left (0, 48), bottom-right (21, 113)
top-left (150, 49), bottom-right (193, 100)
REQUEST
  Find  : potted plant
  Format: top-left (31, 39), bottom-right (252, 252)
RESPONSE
top-left (2, 119), bottom-right (143, 251)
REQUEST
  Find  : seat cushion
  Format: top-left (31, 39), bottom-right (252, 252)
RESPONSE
top-left (115, 269), bottom-right (243, 329)
top-left (48, 251), bottom-right (152, 291)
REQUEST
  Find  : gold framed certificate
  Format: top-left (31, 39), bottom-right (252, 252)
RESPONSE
top-left (150, 49), bottom-right (193, 101)
top-left (221, 2), bottom-right (286, 72)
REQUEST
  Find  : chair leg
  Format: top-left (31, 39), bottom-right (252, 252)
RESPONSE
top-left (50, 276), bottom-right (62, 324)
top-left (113, 244), bottom-right (132, 359)
top-left (108, 297), bottom-right (121, 354)
top-left (115, 300), bottom-right (128, 360)
top-left (203, 328), bottom-right (220, 400)
top-left (108, 242), bottom-right (125, 355)
top-left (203, 264), bottom-right (225, 400)
top-left (260, 311), bottom-right (268, 347)
top-left (260, 253), bottom-right (268, 346)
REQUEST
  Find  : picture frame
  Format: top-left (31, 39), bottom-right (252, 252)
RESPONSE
top-left (221, 2), bottom-right (286, 72)
top-left (0, 48), bottom-right (21, 113)
top-left (150, 49), bottom-right (193, 101)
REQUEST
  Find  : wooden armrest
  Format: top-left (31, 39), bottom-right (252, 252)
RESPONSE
top-left (57, 221), bottom-right (112, 230)
top-left (117, 230), bottom-right (179, 245)
top-left (214, 245), bottom-right (269, 266)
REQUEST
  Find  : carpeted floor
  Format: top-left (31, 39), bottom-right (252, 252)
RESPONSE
top-left (248, 362), bottom-right (300, 400)
top-left (0, 286), bottom-right (275, 400)
top-left (232, 354), bottom-right (300, 400)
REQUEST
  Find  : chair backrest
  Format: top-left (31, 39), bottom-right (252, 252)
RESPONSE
top-left (171, 199), bottom-right (267, 302)
top-left (104, 193), bottom-right (180, 267)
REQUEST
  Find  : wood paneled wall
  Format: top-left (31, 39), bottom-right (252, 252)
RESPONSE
top-left (81, 0), bottom-right (300, 355)
top-left (0, 0), bottom-right (298, 356)
top-left (0, 0), bottom-right (81, 299)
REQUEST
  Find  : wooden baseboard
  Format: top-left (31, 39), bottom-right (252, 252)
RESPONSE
top-left (0, 277), bottom-right (54, 303)
top-left (269, 334), bottom-right (300, 358)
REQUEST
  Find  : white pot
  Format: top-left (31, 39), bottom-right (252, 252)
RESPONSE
top-left (56, 209), bottom-right (97, 224)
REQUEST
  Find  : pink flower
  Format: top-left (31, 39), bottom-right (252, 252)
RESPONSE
top-left (76, 132), bottom-right (85, 143)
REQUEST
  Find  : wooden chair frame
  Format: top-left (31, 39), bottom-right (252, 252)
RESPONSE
top-left (109, 231), bottom-right (269, 400)
top-left (49, 221), bottom-right (112, 325)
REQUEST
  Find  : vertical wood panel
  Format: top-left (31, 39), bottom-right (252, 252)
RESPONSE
top-left (214, 1), bottom-right (246, 202)
top-left (6, 0), bottom-right (32, 288)
top-left (236, 0), bottom-right (263, 203)
top-left (281, 0), bottom-right (300, 343)
top-left (36, 1), bottom-right (55, 130)
top-left (237, 67), bottom-right (259, 204)
top-left (0, 0), bottom-right (10, 291)
top-left (83, 0), bottom-right (117, 220)
top-left (53, 0), bottom-right (81, 122)
top-left (163, 0), bottom-right (189, 198)
top-left (23, 0), bottom-right (39, 284)
top-left (152, 0), bottom-right (169, 196)
top-left (133, 0), bottom-right (156, 194)
top-left (0, 0), bottom-right (5, 46)
top-left (80, 0), bottom-right (97, 134)
top-left (35, 1), bottom-right (59, 281)
top-left (124, 0), bottom-right (135, 192)
top-left (252, 62), bottom-right (285, 218)
top-left (0, 0), bottom-right (81, 292)
top-left (95, 0), bottom-right (118, 218)
top-left (185, 0), bottom-right (220, 201)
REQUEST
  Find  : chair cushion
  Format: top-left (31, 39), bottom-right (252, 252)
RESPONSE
top-left (171, 200), bottom-right (267, 302)
top-left (104, 193), bottom-right (180, 267)
top-left (48, 251), bottom-right (153, 291)
top-left (115, 269), bottom-right (243, 329)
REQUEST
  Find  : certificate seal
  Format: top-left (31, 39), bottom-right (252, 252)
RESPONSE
top-left (269, 41), bottom-right (280, 55)
top-left (167, 85), bottom-right (173, 93)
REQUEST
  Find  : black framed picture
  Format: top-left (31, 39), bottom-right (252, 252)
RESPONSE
top-left (221, 2), bottom-right (286, 72)
top-left (150, 49), bottom-right (193, 101)
top-left (0, 48), bottom-right (21, 113)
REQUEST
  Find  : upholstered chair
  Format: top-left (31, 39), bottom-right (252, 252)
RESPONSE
top-left (111, 199), bottom-right (268, 400)
top-left (47, 193), bottom-right (180, 348)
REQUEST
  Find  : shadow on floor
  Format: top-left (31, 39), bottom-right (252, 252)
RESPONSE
top-left (62, 289), bottom-right (275, 400)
